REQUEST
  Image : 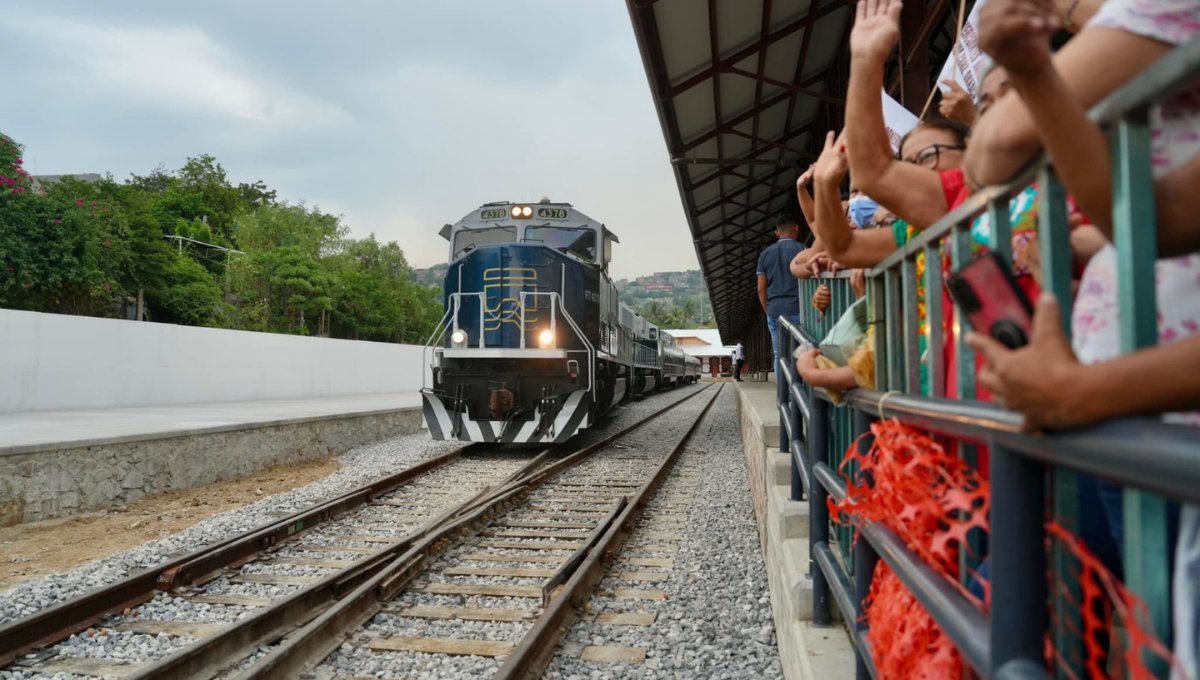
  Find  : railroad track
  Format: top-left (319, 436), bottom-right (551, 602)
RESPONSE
top-left (0, 384), bottom-right (714, 680)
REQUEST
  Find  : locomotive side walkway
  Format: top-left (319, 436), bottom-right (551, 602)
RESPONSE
top-left (733, 378), bottom-right (855, 680)
top-left (0, 394), bottom-right (422, 526)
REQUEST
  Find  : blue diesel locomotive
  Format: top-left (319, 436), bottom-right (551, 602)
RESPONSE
top-left (421, 200), bottom-right (698, 443)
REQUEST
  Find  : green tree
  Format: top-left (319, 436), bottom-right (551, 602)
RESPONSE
top-left (1, 132), bottom-right (440, 344)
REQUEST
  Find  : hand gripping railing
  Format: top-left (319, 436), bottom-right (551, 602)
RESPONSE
top-left (779, 37), bottom-right (1200, 680)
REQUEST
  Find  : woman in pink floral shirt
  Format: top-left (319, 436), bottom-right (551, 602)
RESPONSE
top-left (967, 0), bottom-right (1200, 676)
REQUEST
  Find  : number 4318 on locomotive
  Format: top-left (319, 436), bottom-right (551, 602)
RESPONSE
top-left (420, 199), bottom-right (698, 444)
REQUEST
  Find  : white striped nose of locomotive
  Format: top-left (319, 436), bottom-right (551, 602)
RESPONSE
top-left (421, 390), bottom-right (588, 443)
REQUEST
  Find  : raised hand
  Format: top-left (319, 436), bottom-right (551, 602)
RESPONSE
top-left (850, 0), bottom-right (903, 63)
top-left (814, 130), bottom-right (849, 186)
top-left (797, 164), bottom-right (816, 191)
top-left (967, 294), bottom-right (1080, 431)
top-left (938, 79), bottom-right (977, 126)
top-left (978, 0), bottom-right (1058, 77)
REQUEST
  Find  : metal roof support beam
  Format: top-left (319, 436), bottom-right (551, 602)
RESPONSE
top-left (721, 199), bottom-right (776, 219)
top-left (747, 0), bottom-right (774, 210)
top-left (695, 163), bottom-right (797, 220)
top-left (661, 2), bottom-right (847, 101)
top-left (685, 121), bottom-right (815, 191)
top-left (900, 0), bottom-right (931, 111)
top-left (900, 0), bottom-right (951, 70)
top-left (679, 72), bottom-right (826, 154)
top-left (726, 67), bottom-right (846, 107)
top-left (723, 128), bottom-right (814, 158)
top-left (728, 170), bottom-right (791, 194)
top-left (673, 158), bottom-right (799, 166)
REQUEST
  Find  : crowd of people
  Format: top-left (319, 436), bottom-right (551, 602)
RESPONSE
top-left (758, 0), bottom-right (1200, 675)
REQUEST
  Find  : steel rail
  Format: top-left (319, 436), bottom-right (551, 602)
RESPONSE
top-left (131, 384), bottom-right (714, 680)
top-left (494, 384), bottom-right (725, 679)
top-left (0, 445), bottom-right (472, 667)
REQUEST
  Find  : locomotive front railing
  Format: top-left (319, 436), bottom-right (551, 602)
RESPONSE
top-left (519, 291), bottom-right (596, 395)
top-left (777, 36), bottom-right (1200, 680)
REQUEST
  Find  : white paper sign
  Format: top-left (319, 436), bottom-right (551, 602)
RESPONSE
top-left (936, 0), bottom-right (991, 99)
top-left (882, 90), bottom-right (920, 152)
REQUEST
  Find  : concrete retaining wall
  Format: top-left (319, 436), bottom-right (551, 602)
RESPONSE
top-left (0, 408), bottom-right (421, 525)
top-left (0, 309), bottom-right (429, 413)
top-left (734, 381), bottom-right (855, 680)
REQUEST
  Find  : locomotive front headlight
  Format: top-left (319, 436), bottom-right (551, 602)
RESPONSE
top-left (538, 329), bottom-right (554, 348)
top-left (521, 205), bottom-right (533, 217)
top-left (450, 329), bottom-right (467, 347)
top-left (511, 206), bottom-right (522, 218)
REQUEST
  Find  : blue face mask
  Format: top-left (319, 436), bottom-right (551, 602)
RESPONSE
top-left (848, 196), bottom-right (880, 229)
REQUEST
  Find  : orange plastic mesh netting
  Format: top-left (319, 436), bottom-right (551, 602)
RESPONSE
top-left (829, 419), bottom-right (986, 679)
top-left (828, 418), bottom-right (1177, 680)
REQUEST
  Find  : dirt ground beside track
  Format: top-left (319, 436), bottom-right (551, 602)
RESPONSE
top-left (0, 459), bottom-right (341, 591)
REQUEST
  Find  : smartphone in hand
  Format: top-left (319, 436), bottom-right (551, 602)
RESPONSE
top-left (945, 251), bottom-right (1034, 350)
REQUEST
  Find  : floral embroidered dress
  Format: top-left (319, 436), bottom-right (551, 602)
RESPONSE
top-left (891, 178), bottom-right (1045, 396)
top-left (1079, 3), bottom-right (1200, 677)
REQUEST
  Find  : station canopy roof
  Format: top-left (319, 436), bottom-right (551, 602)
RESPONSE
top-left (627, 0), bottom-right (969, 341)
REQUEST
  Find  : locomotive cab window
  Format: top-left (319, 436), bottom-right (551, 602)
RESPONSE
top-left (452, 226), bottom-right (516, 259)
top-left (523, 226), bottom-right (596, 262)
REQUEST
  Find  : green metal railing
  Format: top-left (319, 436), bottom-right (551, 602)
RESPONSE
top-left (777, 36), bottom-right (1200, 680)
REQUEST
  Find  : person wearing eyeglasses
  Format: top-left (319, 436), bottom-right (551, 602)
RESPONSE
top-left (841, 0), bottom-right (1093, 404)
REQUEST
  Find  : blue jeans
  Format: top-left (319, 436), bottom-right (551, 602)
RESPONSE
top-left (767, 314), bottom-right (801, 374)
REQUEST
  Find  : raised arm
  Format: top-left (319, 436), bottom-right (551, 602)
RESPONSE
top-left (796, 164), bottom-right (817, 229)
top-left (966, 2), bottom-right (1179, 189)
top-left (811, 131), bottom-right (899, 268)
top-left (845, 0), bottom-right (951, 229)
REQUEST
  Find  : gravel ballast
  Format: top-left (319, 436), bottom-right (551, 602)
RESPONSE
top-left (545, 386), bottom-right (783, 680)
top-left (0, 385), bottom-right (711, 680)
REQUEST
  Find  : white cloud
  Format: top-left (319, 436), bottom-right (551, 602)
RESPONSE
top-left (8, 17), bottom-right (349, 129)
top-left (333, 63), bottom-right (696, 280)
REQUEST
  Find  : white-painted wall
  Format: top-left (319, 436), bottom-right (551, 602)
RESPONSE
top-left (0, 309), bottom-right (429, 413)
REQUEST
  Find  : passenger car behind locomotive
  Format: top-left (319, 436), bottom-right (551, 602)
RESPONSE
top-left (421, 200), bottom-right (698, 444)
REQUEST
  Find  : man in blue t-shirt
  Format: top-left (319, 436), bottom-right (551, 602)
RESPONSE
top-left (757, 215), bottom-right (806, 373)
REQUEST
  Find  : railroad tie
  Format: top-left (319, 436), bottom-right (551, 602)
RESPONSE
top-left (611, 588), bottom-right (669, 600)
top-left (29, 658), bottom-right (150, 679)
top-left (229, 573), bottom-right (318, 586)
top-left (412, 582), bottom-right (542, 598)
top-left (483, 529), bottom-right (592, 540)
top-left (459, 552), bottom-right (566, 564)
top-left (440, 565), bottom-right (557, 578)
top-left (615, 570), bottom-right (670, 583)
top-left (472, 539), bottom-right (585, 551)
top-left (586, 612), bottom-right (657, 626)
top-left (112, 620), bottom-right (225, 637)
top-left (619, 557), bottom-right (674, 568)
top-left (580, 645), bottom-right (647, 663)
top-left (185, 594), bottom-right (273, 607)
top-left (384, 604), bottom-right (537, 623)
top-left (366, 635), bottom-right (514, 658)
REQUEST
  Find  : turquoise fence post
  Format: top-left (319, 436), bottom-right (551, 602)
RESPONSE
top-left (1112, 113), bottom-right (1171, 675)
top-left (923, 244), bottom-right (944, 398)
top-left (885, 266), bottom-right (903, 391)
top-left (1038, 167), bottom-right (1083, 680)
top-left (870, 273), bottom-right (888, 392)
top-left (902, 255), bottom-right (921, 395)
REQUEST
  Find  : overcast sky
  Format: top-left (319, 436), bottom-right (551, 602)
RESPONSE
top-left (1, 0), bottom-right (698, 280)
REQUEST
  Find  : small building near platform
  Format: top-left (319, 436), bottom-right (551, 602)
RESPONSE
top-left (663, 328), bottom-right (733, 377)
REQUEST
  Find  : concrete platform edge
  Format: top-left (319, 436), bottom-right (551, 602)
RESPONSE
top-left (734, 380), bottom-right (855, 680)
top-left (0, 407), bottom-right (422, 526)
top-left (0, 405), bottom-right (421, 457)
